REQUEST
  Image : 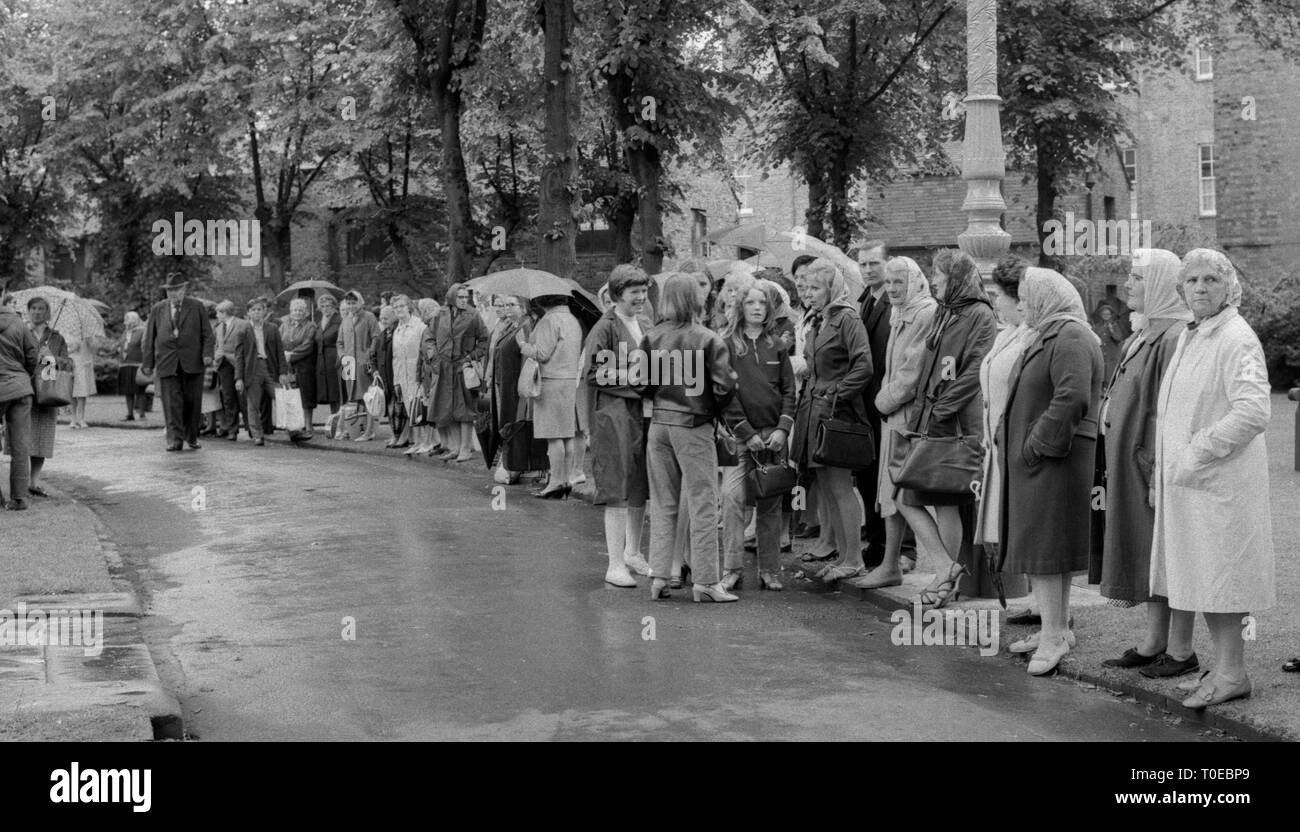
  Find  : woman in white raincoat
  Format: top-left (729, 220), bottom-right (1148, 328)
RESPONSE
top-left (1151, 248), bottom-right (1275, 710)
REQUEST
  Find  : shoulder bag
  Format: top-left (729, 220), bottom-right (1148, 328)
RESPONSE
top-left (33, 330), bottom-right (74, 408)
top-left (811, 389), bottom-right (875, 469)
top-left (517, 357), bottom-right (542, 399)
top-left (891, 353), bottom-right (984, 495)
top-left (747, 449), bottom-right (799, 500)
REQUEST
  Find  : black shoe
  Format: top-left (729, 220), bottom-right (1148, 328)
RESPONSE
top-left (188, 441), bottom-right (202, 450)
top-left (166, 442), bottom-right (183, 452)
top-left (1283, 657), bottom-right (1300, 673)
top-left (794, 523), bottom-right (820, 539)
top-left (1139, 652), bottom-right (1199, 679)
top-left (27, 486), bottom-right (48, 498)
top-left (7, 499), bottom-right (27, 511)
top-left (254, 437), bottom-right (265, 446)
top-left (1006, 609), bottom-right (1042, 625)
top-left (1102, 647), bottom-right (1163, 669)
top-left (122, 416), bottom-right (135, 422)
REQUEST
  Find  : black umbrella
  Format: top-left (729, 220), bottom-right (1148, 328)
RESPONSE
top-left (474, 399), bottom-right (498, 471)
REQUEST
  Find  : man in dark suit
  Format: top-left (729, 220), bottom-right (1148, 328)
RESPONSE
top-left (854, 241), bottom-right (891, 566)
top-left (142, 273), bottom-right (214, 451)
top-left (213, 300), bottom-right (253, 440)
top-left (240, 296), bottom-right (286, 446)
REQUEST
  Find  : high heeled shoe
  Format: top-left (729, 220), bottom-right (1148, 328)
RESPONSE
top-left (759, 571), bottom-right (784, 591)
top-left (532, 484), bottom-right (571, 500)
top-left (650, 578), bottom-right (671, 600)
top-left (668, 575), bottom-right (683, 590)
top-left (720, 569), bottom-right (743, 591)
top-left (692, 582), bottom-right (739, 603)
top-left (919, 562), bottom-right (968, 611)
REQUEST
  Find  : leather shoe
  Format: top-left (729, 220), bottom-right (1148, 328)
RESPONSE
top-left (1284, 657), bottom-right (1300, 673)
top-left (1102, 647), bottom-right (1163, 669)
top-left (188, 441), bottom-right (202, 450)
top-left (166, 442), bottom-right (182, 452)
top-left (1139, 652), bottom-right (1199, 679)
top-left (254, 437), bottom-right (265, 446)
top-left (7, 499), bottom-right (27, 511)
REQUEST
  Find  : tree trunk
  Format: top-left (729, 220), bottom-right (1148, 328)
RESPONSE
top-left (805, 169), bottom-right (827, 241)
top-left (610, 194), bottom-right (636, 264)
top-left (262, 215), bottom-right (290, 290)
top-left (630, 143), bottom-right (665, 274)
top-left (1036, 132), bottom-right (1057, 267)
top-left (386, 220), bottom-right (418, 287)
top-left (441, 87), bottom-right (475, 286)
top-left (827, 150), bottom-right (851, 249)
top-left (538, 0), bottom-right (578, 280)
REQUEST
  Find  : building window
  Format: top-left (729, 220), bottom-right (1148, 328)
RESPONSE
top-left (1103, 196), bottom-right (1116, 222)
top-left (1194, 44), bottom-right (1213, 80)
top-left (1121, 147), bottom-right (1136, 185)
top-left (690, 209), bottom-right (710, 258)
top-left (1198, 143), bottom-right (1217, 216)
top-left (734, 170), bottom-right (753, 218)
top-left (345, 224), bottom-right (388, 266)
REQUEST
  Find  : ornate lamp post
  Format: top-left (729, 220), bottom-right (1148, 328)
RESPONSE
top-left (957, 0), bottom-right (1011, 278)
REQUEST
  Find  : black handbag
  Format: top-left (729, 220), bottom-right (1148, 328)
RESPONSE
top-left (891, 362), bottom-right (984, 495)
top-left (33, 332), bottom-right (73, 408)
top-left (390, 387), bottom-right (408, 437)
top-left (747, 449), bottom-right (799, 500)
top-left (811, 390), bottom-right (875, 469)
top-left (715, 424), bottom-right (739, 466)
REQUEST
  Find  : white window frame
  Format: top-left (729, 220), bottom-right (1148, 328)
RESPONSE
top-left (1194, 44), bottom-right (1213, 80)
top-left (1198, 143), bottom-right (1217, 217)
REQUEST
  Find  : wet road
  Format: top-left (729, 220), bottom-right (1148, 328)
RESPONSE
top-left (52, 428), bottom-right (1220, 741)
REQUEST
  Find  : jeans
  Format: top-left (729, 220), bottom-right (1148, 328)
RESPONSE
top-left (648, 422), bottom-right (720, 585)
top-left (722, 439), bottom-right (786, 574)
top-left (1, 395), bottom-right (32, 500)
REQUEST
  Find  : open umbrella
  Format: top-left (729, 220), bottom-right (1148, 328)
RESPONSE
top-left (84, 298), bottom-right (111, 313)
top-left (9, 286), bottom-right (106, 344)
top-left (276, 280), bottom-right (344, 302)
top-left (755, 231), bottom-right (865, 298)
top-left (467, 268), bottom-right (574, 299)
top-left (711, 223), bottom-right (771, 252)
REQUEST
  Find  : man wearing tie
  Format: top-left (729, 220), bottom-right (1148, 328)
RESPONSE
top-left (855, 241), bottom-right (891, 565)
top-left (240, 296), bottom-right (285, 446)
top-left (213, 300), bottom-right (253, 440)
top-left (142, 273), bottom-right (214, 451)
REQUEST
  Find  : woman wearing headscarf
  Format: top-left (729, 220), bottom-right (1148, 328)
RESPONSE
top-left (369, 305), bottom-right (398, 445)
top-left (858, 257), bottom-right (938, 589)
top-left (1000, 268), bottom-right (1103, 676)
top-left (645, 273), bottom-right (739, 602)
top-left (584, 265), bottom-right (655, 586)
top-left (413, 298), bottom-right (443, 454)
top-left (789, 258), bottom-right (875, 584)
top-left (1095, 249), bottom-right (1197, 677)
top-left (489, 294), bottom-right (547, 481)
top-left (118, 311), bottom-right (147, 421)
top-left (970, 257), bottom-right (1035, 583)
top-left (895, 249), bottom-right (996, 609)
top-left (387, 295), bottom-right (425, 452)
top-left (280, 297), bottom-right (319, 439)
top-left (427, 283), bottom-right (489, 462)
top-left (315, 293), bottom-right (342, 420)
top-left (24, 297), bottom-right (72, 497)
top-left (337, 290), bottom-right (379, 441)
top-left (1151, 249), bottom-right (1274, 709)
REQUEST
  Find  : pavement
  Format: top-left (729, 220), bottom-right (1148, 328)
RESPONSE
top-left (2, 392), bottom-right (1296, 740)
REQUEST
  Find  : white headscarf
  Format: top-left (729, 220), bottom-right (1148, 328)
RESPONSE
top-left (884, 256), bottom-right (933, 326)
top-left (1131, 248), bottom-right (1193, 326)
top-left (1021, 267), bottom-right (1099, 342)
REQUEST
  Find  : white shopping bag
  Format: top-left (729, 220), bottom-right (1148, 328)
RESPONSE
top-left (273, 386), bottom-right (306, 432)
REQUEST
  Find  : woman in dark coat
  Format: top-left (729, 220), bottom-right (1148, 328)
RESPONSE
top-left (790, 258), bottom-right (874, 584)
top-left (489, 295), bottom-right (548, 479)
top-left (1000, 267), bottom-right (1103, 676)
top-left (314, 293), bottom-right (342, 415)
top-left (425, 283), bottom-right (489, 461)
top-left (337, 290), bottom-right (380, 440)
top-left (899, 249), bottom-right (996, 610)
top-left (369, 305), bottom-right (397, 443)
top-left (281, 297), bottom-right (319, 437)
top-left (584, 265), bottom-right (654, 587)
top-left (1096, 249), bottom-right (1195, 674)
top-left (25, 297), bottom-right (72, 497)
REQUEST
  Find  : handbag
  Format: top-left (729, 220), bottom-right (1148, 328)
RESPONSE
top-left (33, 333), bottom-right (74, 408)
top-left (362, 374), bottom-right (386, 418)
top-left (891, 359), bottom-right (984, 495)
top-left (715, 424), bottom-right (739, 466)
top-left (135, 367), bottom-right (154, 387)
top-left (340, 402), bottom-right (366, 437)
top-left (462, 359), bottom-right (484, 390)
top-left (409, 385), bottom-right (428, 427)
top-left (746, 449), bottom-right (799, 500)
top-left (517, 357), bottom-right (541, 399)
top-left (811, 390), bottom-right (875, 469)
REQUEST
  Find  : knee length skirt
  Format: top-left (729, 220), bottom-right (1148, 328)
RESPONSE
top-left (533, 378), bottom-right (576, 439)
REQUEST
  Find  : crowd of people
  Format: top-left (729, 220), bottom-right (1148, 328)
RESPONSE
top-left (0, 242), bottom-right (1290, 707)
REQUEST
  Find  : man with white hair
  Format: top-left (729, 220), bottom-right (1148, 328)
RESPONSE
top-left (213, 299), bottom-right (253, 440)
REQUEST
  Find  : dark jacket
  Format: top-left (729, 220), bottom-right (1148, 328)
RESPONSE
top-left (583, 308), bottom-right (654, 506)
top-left (238, 320), bottom-right (286, 382)
top-left (722, 330), bottom-right (796, 442)
top-left (999, 319), bottom-right (1103, 574)
top-left (913, 301), bottom-right (997, 438)
top-left (121, 328), bottom-right (145, 365)
top-left (214, 316), bottom-right (252, 381)
top-left (369, 325), bottom-right (396, 410)
top-left (791, 303), bottom-right (873, 465)
top-left (858, 288), bottom-right (892, 423)
top-left (315, 311), bottom-right (342, 404)
top-left (142, 296), bottom-right (214, 377)
top-left (0, 307), bottom-right (39, 402)
top-left (644, 321), bottom-right (736, 427)
top-left (282, 318), bottom-right (319, 371)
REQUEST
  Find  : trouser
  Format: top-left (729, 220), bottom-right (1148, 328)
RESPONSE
top-left (648, 422), bottom-right (720, 585)
top-left (722, 442), bottom-right (785, 574)
top-left (216, 361), bottom-right (242, 433)
top-left (158, 370), bottom-right (203, 445)
top-left (243, 358), bottom-right (277, 440)
top-left (2, 395), bottom-right (32, 500)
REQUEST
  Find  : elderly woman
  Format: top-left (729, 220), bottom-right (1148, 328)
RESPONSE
top-left (281, 297), bottom-right (319, 439)
top-left (388, 295), bottom-right (426, 452)
top-left (199, 305), bottom-right (222, 435)
top-left (970, 258), bottom-right (1036, 587)
top-left (858, 257), bottom-right (938, 589)
top-left (490, 294), bottom-right (547, 481)
top-left (315, 293), bottom-right (343, 420)
top-left (413, 298), bottom-right (443, 454)
top-left (337, 290), bottom-right (379, 440)
top-left (720, 277), bottom-right (796, 591)
top-left (896, 249), bottom-right (996, 609)
top-left (585, 265), bottom-right (655, 586)
top-left (66, 330), bottom-right (95, 429)
top-left (1000, 268), bottom-right (1103, 676)
top-left (25, 297), bottom-right (73, 497)
top-left (790, 258), bottom-right (875, 584)
top-left (1095, 250), bottom-right (1196, 677)
top-left (369, 305), bottom-right (398, 445)
top-left (518, 294), bottom-right (581, 495)
top-left (428, 283), bottom-right (489, 462)
top-left (645, 273), bottom-right (739, 602)
top-left (1151, 249), bottom-right (1274, 709)
top-left (118, 311), bottom-right (147, 421)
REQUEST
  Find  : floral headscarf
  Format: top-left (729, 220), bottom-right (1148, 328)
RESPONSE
top-left (1021, 267), bottom-right (1098, 342)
